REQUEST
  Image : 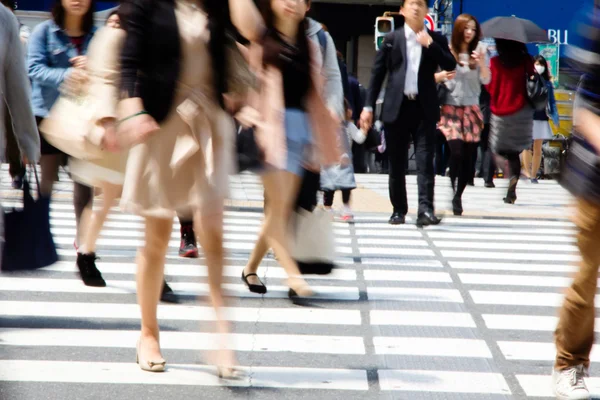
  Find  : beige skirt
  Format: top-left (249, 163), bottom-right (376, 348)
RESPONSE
top-left (69, 151), bottom-right (127, 188)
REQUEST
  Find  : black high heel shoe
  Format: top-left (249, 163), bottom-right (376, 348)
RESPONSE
top-left (503, 177), bottom-right (518, 204)
top-left (452, 196), bottom-right (463, 216)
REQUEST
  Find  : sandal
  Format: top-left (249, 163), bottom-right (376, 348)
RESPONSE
top-left (241, 271), bottom-right (267, 294)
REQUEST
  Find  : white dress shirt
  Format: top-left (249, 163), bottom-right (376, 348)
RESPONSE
top-left (404, 25), bottom-right (422, 97)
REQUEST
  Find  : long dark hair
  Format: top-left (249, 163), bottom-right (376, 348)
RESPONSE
top-left (52, 0), bottom-right (96, 34)
top-left (495, 39), bottom-right (528, 68)
top-left (203, 0), bottom-right (229, 109)
top-left (259, 0), bottom-right (311, 77)
top-left (533, 55), bottom-right (551, 81)
top-left (451, 14), bottom-right (481, 56)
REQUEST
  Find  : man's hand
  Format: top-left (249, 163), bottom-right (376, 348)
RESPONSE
top-left (360, 109), bottom-right (373, 131)
top-left (416, 31), bottom-right (433, 48)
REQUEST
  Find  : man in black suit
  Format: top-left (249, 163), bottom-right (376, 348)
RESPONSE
top-left (361, 0), bottom-right (456, 227)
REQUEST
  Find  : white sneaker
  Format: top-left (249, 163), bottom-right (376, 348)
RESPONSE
top-left (552, 365), bottom-right (590, 400)
top-left (340, 206), bottom-right (354, 222)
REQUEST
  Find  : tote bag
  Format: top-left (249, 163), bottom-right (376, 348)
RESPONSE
top-left (2, 169), bottom-right (58, 272)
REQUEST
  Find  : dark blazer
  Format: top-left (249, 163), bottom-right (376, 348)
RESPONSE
top-left (119, 0), bottom-right (228, 123)
top-left (366, 18), bottom-right (456, 125)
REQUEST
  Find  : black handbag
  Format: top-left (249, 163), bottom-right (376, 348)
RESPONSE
top-left (364, 128), bottom-right (382, 151)
top-left (236, 125), bottom-right (262, 172)
top-left (526, 72), bottom-right (549, 111)
top-left (2, 168), bottom-right (58, 272)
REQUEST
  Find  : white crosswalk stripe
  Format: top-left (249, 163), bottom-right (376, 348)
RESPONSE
top-left (0, 168), bottom-right (588, 398)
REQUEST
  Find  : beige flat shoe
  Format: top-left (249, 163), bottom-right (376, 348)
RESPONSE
top-left (136, 339), bottom-right (166, 372)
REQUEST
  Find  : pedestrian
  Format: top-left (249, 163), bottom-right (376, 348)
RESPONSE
top-left (0, 3), bottom-right (41, 267)
top-left (436, 14), bottom-right (490, 216)
top-left (240, 0), bottom-right (341, 297)
top-left (522, 55), bottom-right (560, 183)
top-left (66, 9), bottom-right (176, 302)
top-left (28, 0), bottom-right (96, 253)
top-left (477, 84), bottom-right (496, 188)
top-left (552, 3), bottom-right (600, 399)
top-left (485, 39), bottom-right (535, 204)
top-left (116, 0), bottom-right (262, 376)
top-left (361, 0), bottom-right (456, 227)
top-left (322, 99), bottom-right (367, 221)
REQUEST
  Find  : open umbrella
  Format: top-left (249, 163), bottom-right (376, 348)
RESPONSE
top-left (482, 16), bottom-right (550, 43)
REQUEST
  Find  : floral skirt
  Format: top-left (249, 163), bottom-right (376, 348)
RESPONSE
top-left (438, 105), bottom-right (484, 143)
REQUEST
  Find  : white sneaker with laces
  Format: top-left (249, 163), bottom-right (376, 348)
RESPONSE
top-left (341, 206), bottom-right (353, 221)
top-left (552, 365), bottom-right (590, 400)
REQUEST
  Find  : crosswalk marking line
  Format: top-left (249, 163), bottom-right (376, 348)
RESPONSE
top-left (45, 262), bottom-right (358, 281)
top-left (367, 287), bottom-right (464, 303)
top-left (0, 301), bottom-right (362, 325)
top-left (0, 329), bottom-right (366, 355)
top-left (442, 250), bottom-right (579, 262)
top-left (379, 370), bottom-right (511, 394)
top-left (427, 226), bottom-right (577, 235)
top-left (483, 314), bottom-right (600, 332)
top-left (428, 231), bottom-right (574, 243)
top-left (498, 341), bottom-right (600, 362)
top-left (357, 238), bottom-right (429, 246)
top-left (358, 248), bottom-right (435, 256)
top-left (373, 337), bottom-right (492, 358)
top-left (469, 291), bottom-right (587, 307)
top-left (0, 360), bottom-right (369, 390)
top-left (0, 278), bottom-right (360, 301)
top-left (438, 218), bottom-right (572, 227)
top-left (449, 261), bottom-right (576, 273)
top-left (354, 229), bottom-right (422, 238)
top-left (459, 273), bottom-right (579, 287)
top-left (370, 311), bottom-right (476, 327)
top-left (435, 241), bottom-right (577, 252)
top-left (516, 375), bottom-right (600, 397)
top-left (361, 259), bottom-right (443, 268)
top-left (364, 270), bottom-right (452, 283)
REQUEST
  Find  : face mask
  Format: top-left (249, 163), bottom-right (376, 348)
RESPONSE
top-left (535, 65), bottom-right (546, 75)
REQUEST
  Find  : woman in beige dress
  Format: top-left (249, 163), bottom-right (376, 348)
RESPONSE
top-left (116, 0), bottom-right (262, 377)
top-left (68, 10), bottom-right (176, 301)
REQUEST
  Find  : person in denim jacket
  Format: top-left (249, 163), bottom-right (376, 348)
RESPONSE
top-left (27, 0), bottom-right (96, 264)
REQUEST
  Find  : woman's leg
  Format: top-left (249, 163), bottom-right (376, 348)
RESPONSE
top-left (447, 139), bottom-right (464, 192)
top-left (193, 204), bottom-right (237, 372)
top-left (521, 145), bottom-right (533, 179)
top-left (342, 189), bottom-right (351, 206)
top-left (73, 182), bottom-right (94, 247)
top-left (137, 216), bottom-right (173, 365)
top-left (531, 139), bottom-right (544, 180)
top-left (261, 170), bottom-right (308, 293)
top-left (504, 152), bottom-right (521, 203)
top-left (323, 190), bottom-right (335, 208)
top-left (79, 182), bottom-right (122, 254)
top-left (38, 154), bottom-right (61, 196)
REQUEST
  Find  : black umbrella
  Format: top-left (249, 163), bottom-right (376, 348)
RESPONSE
top-left (482, 16), bottom-right (550, 43)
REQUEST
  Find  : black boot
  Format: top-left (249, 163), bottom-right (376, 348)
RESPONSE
top-left (160, 281), bottom-right (179, 303)
top-left (503, 177), bottom-right (518, 204)
top-left (76, 253), bottom-right (106, 287)
top-left (452, 195), bottom-right (463, 216)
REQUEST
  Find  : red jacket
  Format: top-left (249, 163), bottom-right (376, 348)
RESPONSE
top-left (486, 56), bottom-right (534, 116)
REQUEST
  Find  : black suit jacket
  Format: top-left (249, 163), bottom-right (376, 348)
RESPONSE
top-left (119, 0), bottom-right (229, 123)
top-left (366, 19), bottom-right (456, 125)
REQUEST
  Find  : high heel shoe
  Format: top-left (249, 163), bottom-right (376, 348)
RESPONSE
top-left (503, 195), bottom-right (517, 204)
top-left (452, 196), bottom-right (463, 216)
top-left (136, 339), bottom-right (166, 372)
top-left (287, 281), bottom-right (314, 299)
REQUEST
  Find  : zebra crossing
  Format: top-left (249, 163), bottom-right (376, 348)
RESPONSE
top-left (0, 167), bottom-right (593, 399)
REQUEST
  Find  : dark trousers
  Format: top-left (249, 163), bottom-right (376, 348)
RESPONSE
top-left (5, 107), bottom-right (25, 179)
top-left (475, 123), bottom-right (495, 184)
top-left (435, 129), bottom-right (449, 176)
top-left (323, 190), bottom-right (351, 207)
top-left (448, 140), bottom-right (478, 199)
top-left (384, 99), bottom-right (436, 216)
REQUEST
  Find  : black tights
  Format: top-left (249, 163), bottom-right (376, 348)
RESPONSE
top-left (323, 190), bottom-right (351, 207)
top-left (448, 140), bottom-right (478, 199)
top-left (497, 151), bottom-right (521, 199)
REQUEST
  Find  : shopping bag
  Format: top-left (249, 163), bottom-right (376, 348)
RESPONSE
top-left (2, 169), bottom-right (58, 272)
top-left (39, 91), bottom-right (105, 160)
top-left (291, 208), bottom-right (335, 275)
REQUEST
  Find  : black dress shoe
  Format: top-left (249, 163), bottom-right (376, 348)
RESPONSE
top-left (484, 182), bottom-right (495, 188)
top-left (452, 197), bottom-right (463, 216)
top-left (416, 212), bottom-right (442, 228)
top-left (160, 281), bottom-right (179, 303)
top-left (388, 212), bottom-right (406, 225)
